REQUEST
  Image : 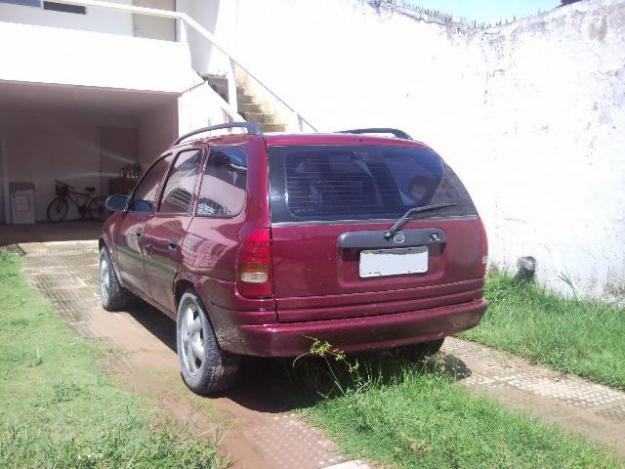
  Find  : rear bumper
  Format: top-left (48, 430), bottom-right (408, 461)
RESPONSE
top-left (228, 299), bottom-right (487, 357)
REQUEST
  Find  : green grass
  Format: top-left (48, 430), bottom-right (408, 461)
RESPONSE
top-left (298, 346), bottom-right (623, 468)
top-left (0, 253), bottom-right (225, 468)
top-left (461, 270), bottom-right (625, 390)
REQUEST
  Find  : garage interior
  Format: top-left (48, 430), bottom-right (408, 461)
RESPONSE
top-left (0, 80), bottom-right (179, 225)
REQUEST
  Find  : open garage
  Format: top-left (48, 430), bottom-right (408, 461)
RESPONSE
top-left (0, 80), bottom-right (179, 224)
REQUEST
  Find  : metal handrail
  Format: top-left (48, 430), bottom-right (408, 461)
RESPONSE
top-left (55, 0), bottom-right (317, 131)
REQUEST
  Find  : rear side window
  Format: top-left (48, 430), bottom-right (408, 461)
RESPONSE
top-left (268, 145), bottom-right (476, 223)
top-left (158, 149), bottom-right (203, 215)
top-left (196, 147), bottom-right (247, 217)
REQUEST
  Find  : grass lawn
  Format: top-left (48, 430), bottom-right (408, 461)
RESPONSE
top-left (300, 347), bottom-right (623, 468)
top-left (461, 270), bottom-right (625, 390)
top-left (0, 253), bottom-right (225, 468)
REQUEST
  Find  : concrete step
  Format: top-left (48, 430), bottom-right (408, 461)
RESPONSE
top-left (241, 111), bottom-right (273, 123)
top-left (261, 123), bottom-right (287, 132)
top-left (238, 103), bottom-right (263, 113)
top-left (205, 79), bottom-right (284, 132)
top-left (237, 93), bottom-right (254, 104)
top-left (206, 75), bottom-right (227, 86)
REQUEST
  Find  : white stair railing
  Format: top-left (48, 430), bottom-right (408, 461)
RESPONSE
top-left (56, 0), bottom-right (317, 132)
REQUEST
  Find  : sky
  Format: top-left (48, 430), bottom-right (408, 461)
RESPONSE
top-left (404, 0), bottom-right (561, 23)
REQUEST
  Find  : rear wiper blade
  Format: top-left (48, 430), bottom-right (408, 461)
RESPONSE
top-left (384, 203), bottom-right (457, 240)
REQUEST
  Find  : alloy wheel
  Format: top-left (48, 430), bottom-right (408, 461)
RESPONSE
top-left (180, 302), bottom-right (205, 375)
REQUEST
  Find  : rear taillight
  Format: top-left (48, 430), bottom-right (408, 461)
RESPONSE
top-left (479, 220), bottom-right (488, 276)
top-left (236, 228), bottom-right (273, 298)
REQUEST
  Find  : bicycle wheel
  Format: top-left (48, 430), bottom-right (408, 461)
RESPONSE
top-left (47, 197), bottom-right (69, 222)
top-left (88, 196), bottom-right (108, 221)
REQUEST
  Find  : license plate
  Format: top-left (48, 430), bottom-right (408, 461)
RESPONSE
top-left (359, 246), bottom-right (429, 278)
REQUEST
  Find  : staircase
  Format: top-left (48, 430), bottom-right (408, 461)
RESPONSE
top-left (206, 76), bottom-right (287, 133)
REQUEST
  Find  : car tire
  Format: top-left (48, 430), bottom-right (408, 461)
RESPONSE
top-left (405, 338), bottom-right (445, 359)
top-left (99, 247), bottom-right (132, 311)
top-left (176, 291), bottom-right (240, 395)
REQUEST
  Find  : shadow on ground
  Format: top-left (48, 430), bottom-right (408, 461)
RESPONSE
top-left (0, 221), bottom-right (102, 247)
top-left (123, 299), bottom-right (472, 414)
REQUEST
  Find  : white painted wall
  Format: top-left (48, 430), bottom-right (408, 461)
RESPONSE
top-left (177, 82), bottom-right (244, 138)
top-left (0, 0), bottom-right (133, 35)
top-left (0, 110), bottom-right (138, 221)
top-left (133, 0), bottom-right (176, 40)
top-left (202, 0), bottom-right (625, 299)
top-left (138, 100), bottom-right (177, 165)
top-left (0, 20), bottom-right (201, 92)
top-left (176, 0), bottom-right (230, 76)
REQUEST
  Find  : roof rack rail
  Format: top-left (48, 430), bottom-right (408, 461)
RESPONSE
top-left (174, 122), bottom-right (262, 145)
top-left (336, 128), bottom-right (412, 140)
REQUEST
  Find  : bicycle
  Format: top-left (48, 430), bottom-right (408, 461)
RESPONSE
top-left (47, 180), bottom-right (108, 222)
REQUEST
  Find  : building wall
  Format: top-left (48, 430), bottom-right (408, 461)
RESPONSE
top-left (210, 0), bottom-right (625, 299)
top-left (138, 100), bottom-right (178, 166)
top-left (0, 110), bottom-right (138, 221)
top-left (133, 0), bottom-right (176, 41)
top-left (0, 20), bottom-right (201, 92)
top-left (0, 0), bottom-right (133, 35)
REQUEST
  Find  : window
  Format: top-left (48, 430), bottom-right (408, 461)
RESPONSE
top-left (196, 147), bottom-right (247, 217)
top-left (268, 145), bottom-right (477, 223)
top-left (0, 0), bottom-right (41, 6)
top-left (0, 0), bottom-right (86, 12)
top-left (158, 149), bottom-right (203, 214)
top-left (43, 1), bottom-right (85, 13)
top-left (129, 155), bottom-right (172, 213)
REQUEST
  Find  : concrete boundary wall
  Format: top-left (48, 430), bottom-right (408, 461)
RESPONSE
top-left (210, 0), bottom-right (625, 299)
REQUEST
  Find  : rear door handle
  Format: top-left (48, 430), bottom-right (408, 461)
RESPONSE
top-left (168, 239), bottom-right (178, 251)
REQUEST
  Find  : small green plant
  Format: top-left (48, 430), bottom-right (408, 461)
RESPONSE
top-left (293, 339), bottom-right (368, 398)
top-left (558, 272), bottom-right (578, 300)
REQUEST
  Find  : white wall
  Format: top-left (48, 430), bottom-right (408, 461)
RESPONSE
top-left (0, 110), bottom-right (138, 221)
top-left (133, 0), bottom-right (176, 40)
top-left (138, 100), bottom-right (177, 166)
top-left (204, 0), bottom-right (625, 299)
top-left (177, 82), bottom-right (245, 139)
top-left (0, 0), bottom-right (133, 35)
top-left (0, 20), bottom-right (201, 92)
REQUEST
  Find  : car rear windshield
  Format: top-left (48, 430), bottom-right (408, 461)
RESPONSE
top-left (268, 145), bottom-right (477, 223)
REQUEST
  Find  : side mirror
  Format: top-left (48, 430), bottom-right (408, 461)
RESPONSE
top-left (105, 194), bottom-right (128, 212)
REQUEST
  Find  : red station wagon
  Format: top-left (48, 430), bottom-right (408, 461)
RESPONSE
top-left (99, 123), bottom-right (488, 394)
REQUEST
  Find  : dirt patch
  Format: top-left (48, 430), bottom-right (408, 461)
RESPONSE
top-left (20, 240), bottom-right (355, 469)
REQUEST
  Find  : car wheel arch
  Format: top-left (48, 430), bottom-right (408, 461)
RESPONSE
top-left (174, 278), bottom-right (195, 309)
top-left (99, 238), bottom-right (125, 288)
top-left (173, 274), bottom-right (209, 314)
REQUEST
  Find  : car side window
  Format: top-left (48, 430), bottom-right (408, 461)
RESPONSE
top-left (158, 149), bottom-right (203, 215)
top-left (196, 147), bottom-right (248, 217)
top-left (129, 155), bottom-right (172, 213)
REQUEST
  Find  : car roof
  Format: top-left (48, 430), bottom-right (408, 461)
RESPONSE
top-left (171, 131), bottom-right (430, 151)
